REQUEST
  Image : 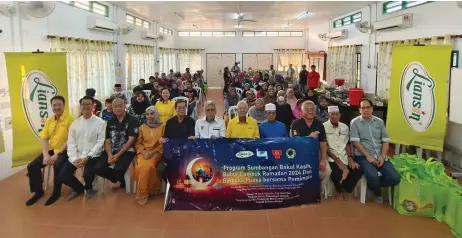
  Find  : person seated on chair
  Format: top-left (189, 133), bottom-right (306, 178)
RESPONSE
top-left (195, 101), bottom-right (226, 139)
top-left (110, 83), bottom-right (128, 104)
top-left (224, 87), bottom-right (239, 113)
top-left (324, 106), bottom-right (363, 201)
top-left (85, 88), bottom-right (102, 116)
top-left (245, 90), bottom-right (256, 108)
top-left (248, 99), bottom-right (266, 124)
top-left (160, 73), bottom-right (170, 88)
top-left (60, 96), bottom-right (106, 201)
top-left (155, 88), bottom-right (176, 124)
top-left (101, 98), bottom-right (114, 121)
top-left (259, 103), bottom-right (288, 138)
top-left (290, 100), bottom-right (331, 198)
top-left (350, 98), bottom-right (400, 204)
top-left (128, 91), bottom-right (150, 125)
top-left (263, 86), bottom-right (277, 105)
top-left (25, 96), bottom-right (74, 206)
top-left (169, 82), bottom-right (181, 99)
top-left (133, 106), bottom-right (165, 205)
top-left (275, 96), bottom-right (295, 134)
top-left (94, 98), bottom-right (139, 189)
top-left (133, 78), bottom-right (153, 92)
top-left (161, 99), bottom-right (196, 141)
top-left (226, 101), bottom-right (259, 139)
top-left (182, 80), bottom-right (198, 117)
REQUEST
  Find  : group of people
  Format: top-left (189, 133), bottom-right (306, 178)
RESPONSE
top-left (25, 86), bottom-right (400, 207)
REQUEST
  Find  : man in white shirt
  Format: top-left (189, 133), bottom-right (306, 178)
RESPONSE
top-left (195, 101), bottom-right (226, 138)
top-left (323, 106), bottom-right (363, 201)
top-left (60, 96), bottom-right (106, 200)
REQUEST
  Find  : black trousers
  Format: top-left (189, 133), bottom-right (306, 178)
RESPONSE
top-left (329, 161), bottom-right (363, 194)
top-left (27, 150), bottom-right (68, 194)
top-left (94, 151), bottom-right (135, 183)
top-left (60, 158), bottom-right (99, 193)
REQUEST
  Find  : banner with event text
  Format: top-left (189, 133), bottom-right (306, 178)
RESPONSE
top-left (5, 52), bottom-right (68, 166)
top-left (387, 45), bottom-right (452, 151)
top-left (163, 137), bottom-right (321, 211)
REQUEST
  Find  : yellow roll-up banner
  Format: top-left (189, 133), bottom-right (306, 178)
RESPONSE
top-left (387, 45), bottom-right (452, 151)
top-left (5, 52), bottom-right (68, 166)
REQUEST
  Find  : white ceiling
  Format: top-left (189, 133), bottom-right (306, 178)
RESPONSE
top-left (111, 1), bottom-right (374, 30)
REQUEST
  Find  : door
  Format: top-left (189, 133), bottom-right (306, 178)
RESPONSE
top-left (257, 54), bottom-right (272, 69)
top-left (206, 54), bottom-right (236, 88)
top-left (243, 54), bottom-right (258, 72)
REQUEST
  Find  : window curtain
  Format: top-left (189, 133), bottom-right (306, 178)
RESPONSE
top-left (277, 49), bottom-right (305, 75)
top-left (376, 34), bottom-right (452, 100)
top-left (126, 44), bottom-right (154, 89)
top-left (326, 45), bottom-right (359, 87)
top-left (178, 49), bottom-right (202, 74)
top-left (50, 38), bottom-right (115, 117)
top-left (159, 48), bottom-right (177, 74)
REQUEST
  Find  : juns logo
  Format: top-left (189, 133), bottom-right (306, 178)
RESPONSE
top-left (399, 62), bottom-right (436, 132)
top-left (235, 151), bottom-right (254, 158)
top-left (21, 70), bottom-right (58, 138)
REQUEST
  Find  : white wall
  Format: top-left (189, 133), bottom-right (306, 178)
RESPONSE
top-left (175, 31), bottom-right (307, 75)
top-left (307, 1), bottom-right (462, 93)
top-left (0, 1), bottom-right (175, 179)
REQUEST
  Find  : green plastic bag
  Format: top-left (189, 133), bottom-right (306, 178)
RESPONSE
top-left (443, 188), bottom-right (462, 237)
top-left (393, 174), bottom-right (435, 217)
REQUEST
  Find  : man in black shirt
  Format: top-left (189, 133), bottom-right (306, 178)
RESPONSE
top-left (94, 98), bottom-right (139, 188)
top-left (290, 100), bottom-right (331, 197)
top-left (161, 99), bottom-right (195, 140)
top-left (182, 81), bottom-right (199, 117)
top-left (133, 78), bottom-right (153, 92)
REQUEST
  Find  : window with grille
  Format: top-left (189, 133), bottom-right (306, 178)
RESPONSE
top-left (333, 12), bottom-right (362, 28)
top-left (60, 1), bottom-right (109, 17)
top-left (383, 1), bottom-right (430, 14)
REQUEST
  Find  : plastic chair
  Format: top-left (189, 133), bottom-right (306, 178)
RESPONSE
top-left (101, 164), bottom-right (132, 194)
top-left (124, 90), bottom-right (133, 100)
top-left (173, 96), bottom-right (189, 108)
top-left (235, 88), bottom-right (243, 97)
top-left (228, 106), bottom-right (237, 119)
top-left (143, 90), bottom-right (151, 99)
top-left (193, 87), bottom-right (203, 105)
top-left (359, 172), bottom-right (393, 205)
top-left (43, 165), bottom-right (51, 190)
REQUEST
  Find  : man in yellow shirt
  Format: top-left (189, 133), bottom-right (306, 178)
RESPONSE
top-left (26, 95), bottom-right (74, 206)
top-left (226, 101), bottom-right (260, 139)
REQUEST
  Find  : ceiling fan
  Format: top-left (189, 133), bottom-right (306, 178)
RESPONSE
top-left (235, 5), bottom-right (257, 26)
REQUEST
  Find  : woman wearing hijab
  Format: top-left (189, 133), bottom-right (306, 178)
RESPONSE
top-left (248, 98), bottom-right (266, 124)
top-left (263, 86), bottom-right (277, 105)
top-left (292, 99), bottom-right (304, 119)
top-left (292, 84), bottom-right (305, 99)
top-left (133, 106), bottom-right (165, 205)
top-left (316, 95), bottom-right (329, 123)
top-left (128, 91), bottom-right (150, 124)
top-left (245, 90), bottom-right (257, 107)
top-left (286, 88), bottom-right (298, 109)
top-left (155, 88), bottom-right (176, 124)
top-left (242, 83), bottom-right (251, 97)
top-left (277, 90), bottom-right (285, 98)
top-left (225, 87), bottom-right (240, 112)
top-left (303, 87), bottom-right (318, 105)
top-left (275, 96), bottom-right (295, 133)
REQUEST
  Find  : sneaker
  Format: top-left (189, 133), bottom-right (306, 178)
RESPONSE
top-left (86, 189), bottom-right (97, 199)
top-left (65, 191), bottom-right (81, 201)
top-left (375, 196), bottom-right (384, 204)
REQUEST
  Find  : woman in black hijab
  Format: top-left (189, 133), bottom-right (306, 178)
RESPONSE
top-left (128, 91), bottom-right (150, 124)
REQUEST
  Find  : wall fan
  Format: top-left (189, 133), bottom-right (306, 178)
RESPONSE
top-left (118, 25), bottom-right (135, 35)
top-left (26, 1), bottom-right (55, 18)
top-left (355, 21), bottom-right (373, 34)
top-left (318, 33), bottom-right (329, 41)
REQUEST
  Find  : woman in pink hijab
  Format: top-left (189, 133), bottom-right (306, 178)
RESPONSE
top-left (286, 88), bottom-right (298, 109)
top-left (292, 99), bottom-right (304, 119)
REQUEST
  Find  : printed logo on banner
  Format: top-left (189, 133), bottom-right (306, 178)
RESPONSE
top-left (399, 62), bottom-right (436, 132)
top-left (235, 151), bottom-right (254, 158)
top-left (272, 150), bottom-right (282, 160)
top-left (286, 148), bottom-right (296, 159)
top-left (256, 149), bottom-right (268, 160)
top-left (21, 70), bottom-right (58, 138)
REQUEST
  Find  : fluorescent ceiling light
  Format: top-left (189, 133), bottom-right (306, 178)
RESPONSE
top-left (280, 23), bottom-right (290, 28)
top-left (296, 11), bottom-right (308, 20)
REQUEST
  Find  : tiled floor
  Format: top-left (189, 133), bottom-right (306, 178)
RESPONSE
top-left (0, 89), bottom-right (455, 238)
